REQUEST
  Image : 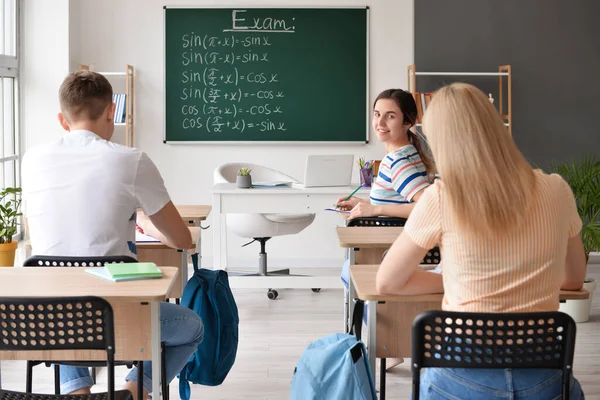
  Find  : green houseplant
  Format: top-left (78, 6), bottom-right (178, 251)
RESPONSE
top-left (551, 155), bottom-right (600, 263)
top-left (553, 155), bottom-right (599, 322)
top-left (236, 168), bottom-right (252, 189)
top-left (0, 187), bottom-right (22, 266)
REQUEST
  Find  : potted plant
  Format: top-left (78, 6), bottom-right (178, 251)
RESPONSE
top-left (553, 155), bottom-right (600, 322)
top-left (236, 168), bottom-right (252, 189)
top-left (0, 187), bottom-right (22, 266)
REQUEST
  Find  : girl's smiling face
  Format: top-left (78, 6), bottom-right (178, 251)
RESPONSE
top-left (373, 98), bottom-right (408, 144)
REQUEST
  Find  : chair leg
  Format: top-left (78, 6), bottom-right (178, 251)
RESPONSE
top-left (54, 364), bottom-right (60, 395)
top-left (137, 362), bottom-right (144, 400)
top-left (380, 358), bottom-right (386, 400)
top-left (91, 367), bottom-right (97, 384)
top-left (161, 342), bottom-right (169, 399)
top-left (25, 361), bottom-right (34, 393)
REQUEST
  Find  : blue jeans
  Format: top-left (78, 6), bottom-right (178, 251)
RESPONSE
top-left (420, 368), bottom-right (584, 399)
top-left (59, 302), bottom-right (204, 394)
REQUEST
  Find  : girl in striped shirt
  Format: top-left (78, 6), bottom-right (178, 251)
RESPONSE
top-left (376, 83), bottom-right (586, 399)
top-left (336, 89), bottom-right (435, 219)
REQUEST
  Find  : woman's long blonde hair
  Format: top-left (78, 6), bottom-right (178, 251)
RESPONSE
top-left (422, 83), bottom-right (537, 236)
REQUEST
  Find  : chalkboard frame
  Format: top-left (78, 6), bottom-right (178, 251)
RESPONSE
top-left (163, 6), bottom-right (370, 145)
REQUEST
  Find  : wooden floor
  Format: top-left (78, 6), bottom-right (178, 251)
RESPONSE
top-left (1, 267), bottom-right (599, 399)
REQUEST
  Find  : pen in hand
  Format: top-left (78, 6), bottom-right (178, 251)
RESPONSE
top-left (336, 184), bottom-right (363, 209)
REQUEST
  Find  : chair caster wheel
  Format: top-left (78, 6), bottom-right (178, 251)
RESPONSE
top-left (267, 289), bottom-right (279, 300)
top-left (311, 288), bottom-right (321, 293)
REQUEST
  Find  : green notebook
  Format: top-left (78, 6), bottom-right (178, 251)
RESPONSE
top-left (86, 262), bottom-right (163, 282)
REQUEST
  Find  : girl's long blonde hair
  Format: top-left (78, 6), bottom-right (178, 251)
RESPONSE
top-left (422, 83), bottom-right (537, 236)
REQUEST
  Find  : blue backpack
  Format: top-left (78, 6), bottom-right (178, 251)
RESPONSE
top-left (179, 254), bottom-right (239, 400)
top-left (290, 333), bottom-right (377, 400)
top-left (290, 302), bottom-right (376, 400)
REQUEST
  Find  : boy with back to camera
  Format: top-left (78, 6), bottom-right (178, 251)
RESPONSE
top-left (22, 71), bottom-right (203, 400)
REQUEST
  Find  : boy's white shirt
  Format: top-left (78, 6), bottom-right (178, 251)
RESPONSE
top-left (22, 130), bottom-right (171, 258)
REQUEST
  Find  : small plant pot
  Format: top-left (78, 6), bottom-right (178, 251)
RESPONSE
top-left (236, 175), bottom-right (252, 189)
top-left (559, 277), bottom-right (596, 323)
top-left (0, 241), bottom-right (18, 267)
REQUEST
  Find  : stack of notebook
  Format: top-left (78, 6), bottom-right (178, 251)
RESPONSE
top-left (86, 262), bottom-right (163, 282)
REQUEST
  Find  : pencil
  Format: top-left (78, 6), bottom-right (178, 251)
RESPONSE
top-left (342, 184), bottom-right (363, 202)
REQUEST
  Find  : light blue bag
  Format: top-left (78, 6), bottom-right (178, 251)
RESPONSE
top-left (290, 332), bottom-right (377, 400)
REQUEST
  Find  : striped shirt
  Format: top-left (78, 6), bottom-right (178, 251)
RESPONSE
top-left (369, 145), bottom-right (429, 206)
top-left (404, 170), bottom-right (582, 313)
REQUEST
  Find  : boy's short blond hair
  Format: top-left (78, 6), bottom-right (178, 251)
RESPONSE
top-left (59, 71), bottom-right (113, 122)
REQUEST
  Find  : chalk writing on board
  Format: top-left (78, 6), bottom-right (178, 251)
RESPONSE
top-left (182, 33), bottom-right (273, 49)
top-left (176, 10), bottom-right (302, 136)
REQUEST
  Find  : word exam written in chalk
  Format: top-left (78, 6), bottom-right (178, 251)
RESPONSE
top-left (178, 10), bottom-right (295, 134)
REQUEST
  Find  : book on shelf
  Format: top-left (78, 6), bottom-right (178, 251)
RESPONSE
top-left (411, 92), bottom-right (436, 124)
top-left (112, 93), bottom-right (127, 124)
top-left (85, 262), bottom-right (162, 282)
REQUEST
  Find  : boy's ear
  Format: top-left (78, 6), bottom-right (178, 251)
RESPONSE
top-left (57, 112), bottom-right (70, 131)
top-left (108, 102), bottom-right (116, 121)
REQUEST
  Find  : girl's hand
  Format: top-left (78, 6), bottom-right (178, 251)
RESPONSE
top-left (335, 196), bottom-right (362, 211)
top-left (348, 202), bottom-right (380, 219)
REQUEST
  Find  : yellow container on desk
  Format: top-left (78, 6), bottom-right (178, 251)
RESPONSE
top-left (0, 241), bottom-right (17, 266)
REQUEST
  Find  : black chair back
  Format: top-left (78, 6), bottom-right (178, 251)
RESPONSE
top-left (347, 217), bottom-right (440, 266)
top-left (0, 296), bottom-right (118, 400)
top-left (411, 310), bottom-right (577, 400)
top-left (347, 217), bottom-right (407, 227)
top-left (23, 255), bottom-right (137, 267)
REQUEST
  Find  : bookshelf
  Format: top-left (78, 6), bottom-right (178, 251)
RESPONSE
top-left (78, 64), bottom-right (135, 146)
top-left (407, 64), bottom-right (512, 135)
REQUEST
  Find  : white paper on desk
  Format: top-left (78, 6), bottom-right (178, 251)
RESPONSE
top-left (324, 208), bottom-right (351, 214)
top-left (135, 231), bottom-right (160, 242)
top-left (251, 181), bottom-right (292, 187)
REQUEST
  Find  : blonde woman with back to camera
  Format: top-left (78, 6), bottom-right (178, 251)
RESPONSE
top-left (375, 83), bottom-right (586, 399)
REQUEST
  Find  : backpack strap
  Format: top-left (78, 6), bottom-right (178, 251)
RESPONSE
top-left (350, 299), bottom-right (364, 340)
top-left (191, 252), bottom-right (200, 273)
top-left (179, 364), bottom-right (192, 400)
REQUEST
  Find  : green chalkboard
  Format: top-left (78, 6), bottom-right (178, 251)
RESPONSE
top-left (164, 7), bottom-right (368, 142)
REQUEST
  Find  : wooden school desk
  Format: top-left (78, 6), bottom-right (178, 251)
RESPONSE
top-left (0, 266), bottom-right (179, 398)
top-left (174, 205), bottom-right (212, 227)
top-left (337, 226), bottom-right (404, 331)
top-left (139, 204), bottom-right (212, 268)
top-left (136, 227), bottom-right (200, 300)
top-left (349, 264), bottom-right (591, 389)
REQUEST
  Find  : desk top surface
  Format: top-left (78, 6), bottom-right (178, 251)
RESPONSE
top-left (0, 267), bottom-right (178, 301)
top-left (135, 227), bottom-right (200, 249)
top-left (175, 205), bottom-right (211, 221)
top-left (212, 183), bottom-right (370, 195)
top-left (337, 226), bottom-right (403, 248)
top-left (138, 205), bottom-right (211, 221)
top-left (350, 264), bottom-right (590, 302)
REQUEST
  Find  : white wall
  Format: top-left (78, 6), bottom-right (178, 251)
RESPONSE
top-left (23, 0), bottom-right (414, 268)
top-left (20, 0), bottom-right (71, 152)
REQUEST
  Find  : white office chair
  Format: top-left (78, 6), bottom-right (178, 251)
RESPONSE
top-left (214, 163), bottom-right (316, 299)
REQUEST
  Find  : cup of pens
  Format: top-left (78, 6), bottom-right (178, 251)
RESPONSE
top-left (358, 158), bottom-right (373, 187)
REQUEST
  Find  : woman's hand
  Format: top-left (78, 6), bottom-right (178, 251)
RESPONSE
top-left (336, 196), bottom-right (362, 211)
top-left (348, 202), bottom-right (381, 219)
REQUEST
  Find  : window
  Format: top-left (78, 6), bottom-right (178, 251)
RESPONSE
top-left (0, 0), bottom-right (18, 191)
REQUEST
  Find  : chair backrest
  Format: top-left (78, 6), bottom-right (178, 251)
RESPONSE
top-left (347, 217), bottom-right (407, 227)
top-left (23, 255), bottom-right (137, 267)
top-left (0, 296), bottom-right (117, 399)
top-left (347, 217), bottom-right (440, 265)
top-left (411, 310), bottom-right (577, 400)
